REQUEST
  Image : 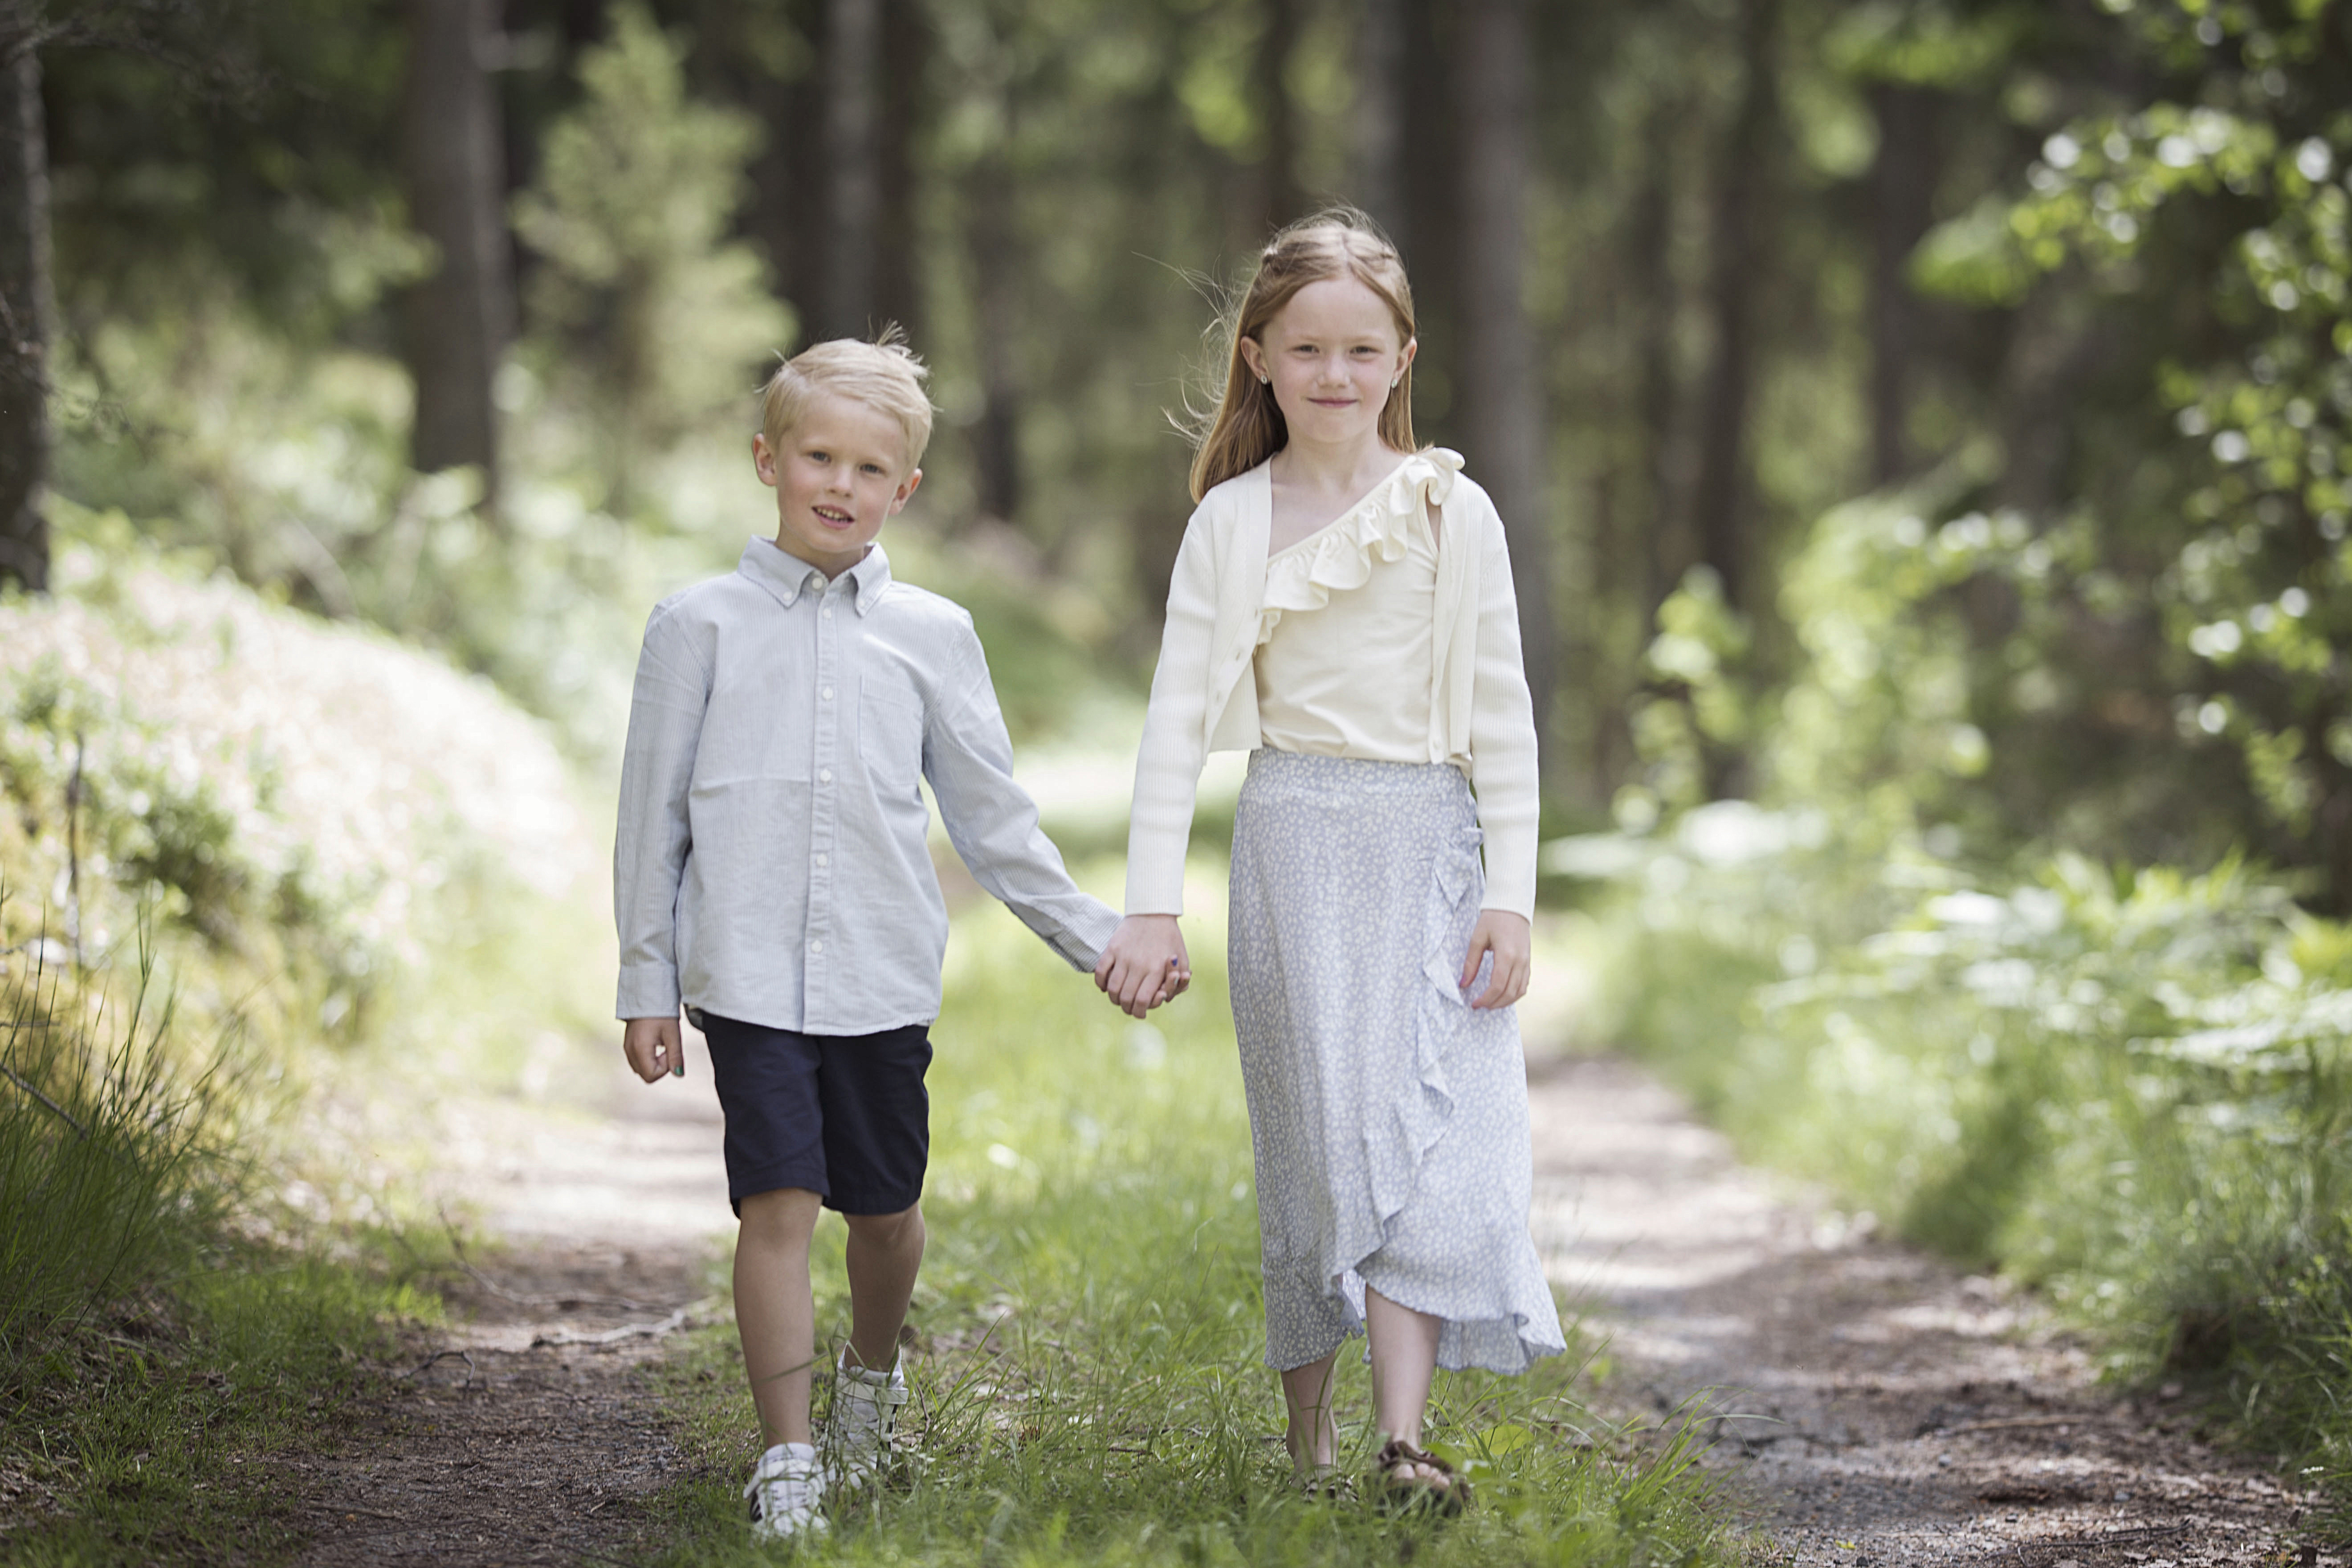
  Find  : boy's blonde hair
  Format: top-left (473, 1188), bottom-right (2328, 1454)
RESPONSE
top-left (1188, 208), bottom-right (1419, 502)
top-left (761, 328), bottom-right (935, 473)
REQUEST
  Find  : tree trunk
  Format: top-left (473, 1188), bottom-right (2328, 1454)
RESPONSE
top-left (872, 0), bottom-right (924, 340)
top-left (1350, 0), bottom-right (1404, 232)
top-left (819, 0), bottom-right (880, 339)
top-left (400, 0), bottom-right (511, 499)
top-left (1688, 0), bottom-right (1779, 614)
top-left (1630, 93), bottom-right (1681, 620)
top-left (1454, 0), bottom-right (1552, 771)
top-left (967, 150), bottom-right (1021, 523)
top-left (1397, 0), bottom-right (1457, 423)
top-left (1868, 81), bottom-right (1936, 487)
top-left (1254, 0), bottom-right (1304, 234)
top-left (0, 41), bottom-right (49, 594)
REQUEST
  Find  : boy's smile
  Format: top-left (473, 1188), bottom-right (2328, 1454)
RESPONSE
top-left (755, 391), bottom-right (923, 578)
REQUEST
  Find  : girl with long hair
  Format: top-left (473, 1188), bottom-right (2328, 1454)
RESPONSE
top-left (1095, 209), bottom-right (1565, 1509)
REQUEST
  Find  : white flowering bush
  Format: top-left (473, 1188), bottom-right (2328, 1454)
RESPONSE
top-left (0, 538), bottom-right (591, 1041)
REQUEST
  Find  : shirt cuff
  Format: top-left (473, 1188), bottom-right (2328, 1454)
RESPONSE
top-left (616, 965), bottom-right (681, 1022)
top-left (1052, 897), bottom-right (1125, 971)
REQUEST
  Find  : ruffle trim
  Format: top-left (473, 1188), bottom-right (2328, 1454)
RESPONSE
top-left (1324, 813), bottom-right (1569, 1377)
top-left (1255, 447), bottom-right (1463, 649)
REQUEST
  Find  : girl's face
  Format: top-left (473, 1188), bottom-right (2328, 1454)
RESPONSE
top-left (1242, 276), bottom-right (1416, 452)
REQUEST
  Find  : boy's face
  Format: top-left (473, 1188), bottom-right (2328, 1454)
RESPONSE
top-left (754, 391), bottom-right (923, 578)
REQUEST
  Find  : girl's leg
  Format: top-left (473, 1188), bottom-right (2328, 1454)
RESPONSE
top-left (840, 1201), bottom-right (925, 1372)
top-left (1365, 1286), bottom-right (1446, 1479)
top-left (1280, 1353), bottom-right (1341, 1472)
top-left (736, 1187), bottom-right (826, 1446)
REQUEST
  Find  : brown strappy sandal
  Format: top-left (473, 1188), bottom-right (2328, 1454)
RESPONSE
top-left (1372, 1437), bottom-right (1470, 1516)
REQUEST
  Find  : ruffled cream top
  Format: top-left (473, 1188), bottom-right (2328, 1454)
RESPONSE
top-left (1123, 446), bottom-right (1542, 919)
top-left (1252, 467), bottom-right (1459, 766)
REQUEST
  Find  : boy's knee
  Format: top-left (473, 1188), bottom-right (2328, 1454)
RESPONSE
top-left (739, 1186), bottom-right (824, 1245)
top-left (844, 1202), bottom-right (924, 1249)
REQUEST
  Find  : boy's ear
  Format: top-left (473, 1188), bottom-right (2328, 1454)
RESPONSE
top-left (753, 433), bottom-right (779, 487)
top-left (889, 468), bottom-right (923, 513)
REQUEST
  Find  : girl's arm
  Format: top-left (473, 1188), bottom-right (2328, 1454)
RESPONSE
top-left (1460, 493), bottom-right (1540, 1009)
top-left (1097, 509), bottom-right (1221, 1015)
top-left (1122, 511), bottom-right (1221, 914)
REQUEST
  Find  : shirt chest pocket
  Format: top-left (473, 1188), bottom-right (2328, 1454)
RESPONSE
top-left (859, 676), bottom-right (926, 797)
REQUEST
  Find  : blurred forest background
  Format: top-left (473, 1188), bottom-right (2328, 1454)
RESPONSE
top-left (10, 0), bottom-right (2352, 1536)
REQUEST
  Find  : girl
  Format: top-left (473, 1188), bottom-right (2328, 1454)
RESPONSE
top-left (1095, 209), bottom-right (1565, 1509)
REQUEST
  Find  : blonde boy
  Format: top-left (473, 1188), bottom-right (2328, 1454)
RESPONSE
top-left (614, 336), bottom-right (1149, 1540)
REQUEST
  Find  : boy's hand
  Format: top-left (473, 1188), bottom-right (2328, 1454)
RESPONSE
top-left (623, 1015), bottom-right (684, 1082)
top-left (1459, 911), bottom-right (1532, 1010)
top-left (1095, 915), bottom-right (1191, 1019)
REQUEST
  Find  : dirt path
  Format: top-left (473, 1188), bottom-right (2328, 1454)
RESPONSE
top-left (288, 1037), bottom-right (737, 1565)
top-left (1529, 1053), bottom-right (2327, 1567)
top-left (282, 1034), bottom-right (2328, 1565)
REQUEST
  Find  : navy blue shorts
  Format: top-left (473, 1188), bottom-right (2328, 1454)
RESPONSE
top-left (692, 1011), bottom-right (933, 1217)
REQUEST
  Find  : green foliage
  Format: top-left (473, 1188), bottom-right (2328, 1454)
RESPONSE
top-left (1568, 792), bottom-right (2352, 1505)
top-left (648, 886), bottom-right (1732, 1568)
top-left (1904, 0), bottom-right (2352, 901)
top-left (513, 1), bottom-right (795, 513)
top-left (0, 940), bottom-right (228, 1360)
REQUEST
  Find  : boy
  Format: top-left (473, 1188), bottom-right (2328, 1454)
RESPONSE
top-left (614, 335), bottom-right (1168, 1541)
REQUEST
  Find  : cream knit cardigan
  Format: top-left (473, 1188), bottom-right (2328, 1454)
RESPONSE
top-left (1124, 447), bottom-right (1541, 920)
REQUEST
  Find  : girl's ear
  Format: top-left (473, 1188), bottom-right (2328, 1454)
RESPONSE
top-left (1398, 336), bottom-right (1419, 376)
top-left (1238, 335), bottom-right (1270, 385)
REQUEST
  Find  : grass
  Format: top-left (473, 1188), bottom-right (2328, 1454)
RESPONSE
top-left (640, 863), bottom-right (1737, 1568)
top-left (0, 923), bottom-right (442, 1564)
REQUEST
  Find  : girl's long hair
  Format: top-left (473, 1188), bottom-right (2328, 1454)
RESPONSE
top-left (1186, 207), bottom-right (1419, 502)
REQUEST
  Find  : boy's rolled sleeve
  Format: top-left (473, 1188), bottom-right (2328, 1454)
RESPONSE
top-left (925, 623), bottom-right (1121, 970)
top-left (613, 605), bottom-right (712, 1019)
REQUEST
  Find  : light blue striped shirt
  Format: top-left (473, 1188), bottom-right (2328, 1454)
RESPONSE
top-left (614, 539), bottom-right (1119, 1034)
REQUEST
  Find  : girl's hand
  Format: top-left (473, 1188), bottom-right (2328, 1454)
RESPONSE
top-left (1096, 915), bottom-right (1191, 1019)
top-left (1459, 911), bottom-right (1531, 1010)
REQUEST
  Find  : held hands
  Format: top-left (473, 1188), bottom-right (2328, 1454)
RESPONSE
top-left (623, 1014), bottom-right (685, 1083)
top-left (1460, 910), bottom-right (1532, 1010)
top-left (1094, 914), bottom-right (1192, 1019)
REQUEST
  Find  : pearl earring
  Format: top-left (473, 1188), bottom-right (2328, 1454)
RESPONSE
top-left (1390, 375), bottom-right (1401, 387)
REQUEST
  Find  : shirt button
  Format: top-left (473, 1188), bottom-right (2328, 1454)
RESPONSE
top-left (822, 685), bottom-right (835, 701)
top-left (822, 605), bottom-right (834, 618)
top-left (810, 938), bottom-right (824, 953)
top-left (818, 768), bottom-right (833, 783)
top-left (814, 853), bottom-right (828, 867)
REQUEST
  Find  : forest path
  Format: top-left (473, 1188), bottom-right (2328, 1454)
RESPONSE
top-left (285, 1036), bottom-right (736, 1565)
top-left (1529, 1052), bottom-right (2325, 1567)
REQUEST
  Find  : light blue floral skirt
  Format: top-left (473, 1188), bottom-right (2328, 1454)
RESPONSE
top-left (1228, 748), bottom-right (1568, 1375)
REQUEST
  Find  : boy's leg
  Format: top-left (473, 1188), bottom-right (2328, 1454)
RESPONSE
top-left (841, 1202), bottom-right (925, 1372)
top-left (736, 1186), bottom-right (825, 1447)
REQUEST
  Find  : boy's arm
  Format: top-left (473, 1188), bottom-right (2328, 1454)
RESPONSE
top-left (923, 623), bottom-right (1123, 975)
top-left (614, 605), bottom-right (712, 1023)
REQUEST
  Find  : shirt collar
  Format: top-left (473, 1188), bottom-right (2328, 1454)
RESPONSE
top-left (738, 539), bottom-right (895, 615)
